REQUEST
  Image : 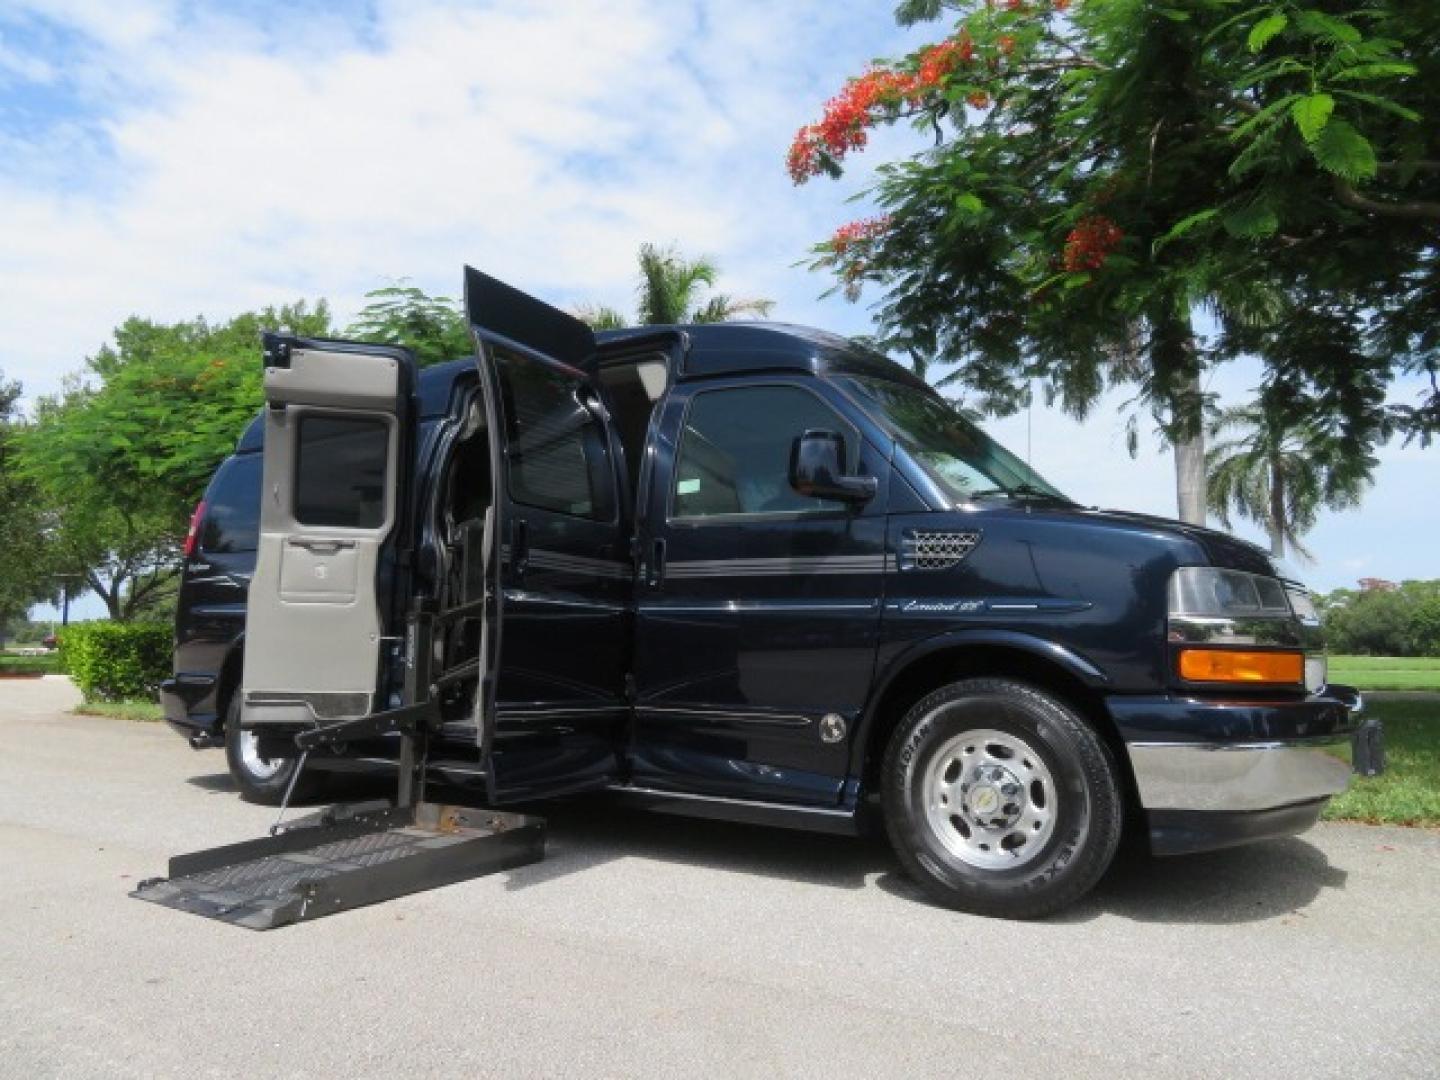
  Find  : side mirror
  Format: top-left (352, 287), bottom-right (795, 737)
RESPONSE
top-left (789, 429), bottom-right (877, 504)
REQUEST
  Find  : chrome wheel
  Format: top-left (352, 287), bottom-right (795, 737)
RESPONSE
top-left (922, 727), bottom-right (1058, 870)
top-left (236, 727), bottom-right (285, 781)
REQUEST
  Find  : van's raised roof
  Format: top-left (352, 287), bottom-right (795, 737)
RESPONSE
top-left (237, 322), bottom-right (926, 452)
top-left (596, 321), bottom-right (924, 385)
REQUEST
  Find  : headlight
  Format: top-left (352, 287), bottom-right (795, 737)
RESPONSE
top-left (1168, 567), bottom-right (1290, 617)
top-left (1167, 567), bottom-right (1315, 689)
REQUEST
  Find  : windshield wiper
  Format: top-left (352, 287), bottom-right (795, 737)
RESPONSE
top-left (966, 484), bottom-right (1054, 502)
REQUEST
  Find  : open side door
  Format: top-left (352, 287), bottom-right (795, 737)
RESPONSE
top-left (241, 334), bottom-right (415, 732)
top-left (464, 267), bottom-right (629, 804)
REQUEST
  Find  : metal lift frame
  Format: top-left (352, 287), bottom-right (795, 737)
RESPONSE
top-left (132, 603), bottom-right (544, 930)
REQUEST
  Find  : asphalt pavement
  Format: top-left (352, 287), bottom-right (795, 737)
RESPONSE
top-left (1, 675), bottom-right (1437, 1079)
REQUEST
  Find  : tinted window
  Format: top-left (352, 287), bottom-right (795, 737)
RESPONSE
top-left (837, 376), bottom-right (1068, 505)
top-left (497, 350), bottom-right (613, 521)
top-left (294, 415), bottom-right (390, 528)
top-left (200, 455), bottom-right (261, 553)
top-left (674, 385), bottom-right (859, 518)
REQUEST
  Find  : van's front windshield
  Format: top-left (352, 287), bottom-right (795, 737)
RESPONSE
top-left (836, 376), bottom-right (1071, 506)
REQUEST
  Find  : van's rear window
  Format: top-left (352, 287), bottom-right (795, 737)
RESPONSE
top-left (200, 455), bottom-right (261, 553)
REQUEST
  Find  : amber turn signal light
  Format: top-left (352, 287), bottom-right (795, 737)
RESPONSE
top-left (1177, 648), bottom-right (1304, 684)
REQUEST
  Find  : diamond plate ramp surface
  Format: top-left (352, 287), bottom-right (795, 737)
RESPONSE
top-left (132, 802), bottom-right (544, 929)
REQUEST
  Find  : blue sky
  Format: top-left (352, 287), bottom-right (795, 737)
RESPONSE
top-left (3, 0), bottom-right (1433, 621)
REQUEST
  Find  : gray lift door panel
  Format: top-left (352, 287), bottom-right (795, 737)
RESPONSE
top-left (242, 342), bottom-right (414, 729)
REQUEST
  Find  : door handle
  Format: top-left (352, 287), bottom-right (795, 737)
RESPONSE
top-left (647, 538), bottom-right (667, 587)
top-left (287, 538), bottom-right (356, 554)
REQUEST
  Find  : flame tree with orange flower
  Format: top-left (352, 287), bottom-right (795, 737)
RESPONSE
top-left (789, 0), bottom-right (1437, 526)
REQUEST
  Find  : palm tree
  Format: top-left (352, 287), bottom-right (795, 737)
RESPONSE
top-left (577, 243), bottom-right (774, 329)
top-left (1206, 405), bottom-right (1372, 561)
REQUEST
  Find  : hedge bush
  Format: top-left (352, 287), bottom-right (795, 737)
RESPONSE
top-left (59, 622), bottom-right (171, 702)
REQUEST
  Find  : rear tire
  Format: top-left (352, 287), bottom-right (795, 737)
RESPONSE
top-left (222, 695), bottom-right (321, 806)
top-left (881, 677), bottom-right (1122, 919)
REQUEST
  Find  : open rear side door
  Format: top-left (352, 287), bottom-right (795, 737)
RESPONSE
top-left (241, 334), bottom-right (415, 731)
top-left (465, 267), bottom-right (630, 804)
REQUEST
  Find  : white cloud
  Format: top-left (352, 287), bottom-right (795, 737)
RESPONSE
top-left (0, 0), bottom-right (928, 400)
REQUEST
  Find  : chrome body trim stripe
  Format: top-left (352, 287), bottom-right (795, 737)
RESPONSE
top-left (497, 705), bottom-right (627, 720)
top-left (523, 550), bottom-right (631, 579)
top-left (607, 785), bottom-right (853, 818)
top-left (667, 555), bottom-right (895, 579)
top-left (1127, 737), bottom-right (1354, 812)
top-left (639, 600), bottom-right (879, 614)
top-left (639, 705), bottom-right (813, 727)
top-left (502, 589), bottom-right (626, 612)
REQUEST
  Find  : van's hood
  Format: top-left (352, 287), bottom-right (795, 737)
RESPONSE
top-left (1066, 506), bottom-right (1276, 576)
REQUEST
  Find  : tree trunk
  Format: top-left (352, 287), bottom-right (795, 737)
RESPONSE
top-left (86, 570), bottom-right (123, 622)
top-left (1151, 307), bottom-right (1206, 526)
top-left (1267, 454), bottom-right (1286, 559)
top-left (1174, 417), bottom-right (1206, 526)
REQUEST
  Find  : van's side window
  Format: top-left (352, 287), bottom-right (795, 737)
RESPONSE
top-left (496, 349), bottom-right (614, 521)
top-left (673, 385), bottom-right (859, 518)
top-left (200, 455), bottom-right (261, 553)
top-left (294, 415), bottom-right (390, 529)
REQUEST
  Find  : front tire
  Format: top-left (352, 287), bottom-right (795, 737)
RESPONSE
top-left (881, 677), bottom-right (1122, 919)
top-left (222, 695), bottom-right (320, 805)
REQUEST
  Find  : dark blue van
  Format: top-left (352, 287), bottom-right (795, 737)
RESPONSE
top-left (160, 267), bottom-right (1380, 918)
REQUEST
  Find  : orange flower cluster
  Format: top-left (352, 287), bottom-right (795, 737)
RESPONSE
top-left (1062, 215), bottom-right (1123, 272)
top-left (788, 35), bottom-right (975, 183)
top-left (830, 216), bottom-right (891, 255)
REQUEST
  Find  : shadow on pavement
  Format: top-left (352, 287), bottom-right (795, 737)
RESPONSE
top-left (508, 797), bottom-right (1348, 924)
top-left (1060, 836), bottom-right (1348, 925)
top-left (186, 772), bottom-right (239, 794)
top-left (184, 769), bottom-right (1348, 924)
top-left (505, 798), bottom-right (896, 893)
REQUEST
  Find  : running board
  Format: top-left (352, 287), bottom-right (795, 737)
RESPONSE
top-left (605, 785), bottom-right (862, 836)
top-left (131, 801), bottom-right (544, 930)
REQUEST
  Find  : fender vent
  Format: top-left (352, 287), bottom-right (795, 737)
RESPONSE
top-left (901, 530), bottom-right (981, 571)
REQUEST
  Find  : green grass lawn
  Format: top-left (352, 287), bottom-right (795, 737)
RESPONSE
top-left (1323, 697), bottom-right (1440, 827)
top-left (1328, 655), bottom-right (1440, 692)
top-left (0, 652), bottom-right (64, 676)
top-left (73, 701), bottom-right (164, 723)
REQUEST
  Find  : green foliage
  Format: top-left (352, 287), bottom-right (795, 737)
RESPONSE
top-left (1321, 581), bottom-right (1440, 657)
top-left (73, 700), bottom-right (165, 722)
top-left (59, 621), bottom-right (171, 703)
top-left (1328, 655), bottom-right (1440, 691)
top-left (15, 302), bottom-right (330, 621)
top-left (0, 370), bottom-right (59, 626)
top-left (577, 243), bottom-right (775, 329)
top-left (344, 284), bottom-right (472, 367)
top-left (1322, 698), bottom-right (1440, 827)
top-left (793, 0), bottom-right (1439, 507)
top-left (0, 653), bottom-right (63, 676)
top-left (1206, 404), bottom-right (1372, 559)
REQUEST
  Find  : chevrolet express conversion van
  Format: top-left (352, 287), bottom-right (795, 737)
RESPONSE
top-left (161, 267), bottom-right (1380, 918)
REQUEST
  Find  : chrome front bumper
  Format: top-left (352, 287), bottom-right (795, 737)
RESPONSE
top-left (1110, 687), bottom-right (1381, 855)
top-left (1130, 736), bottom-right (1357, 813)
top-left (1118, 685), bottom-right (1381, 814)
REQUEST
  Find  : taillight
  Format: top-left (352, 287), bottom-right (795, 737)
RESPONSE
top-left (183, 501), bottom-right (206, 558)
